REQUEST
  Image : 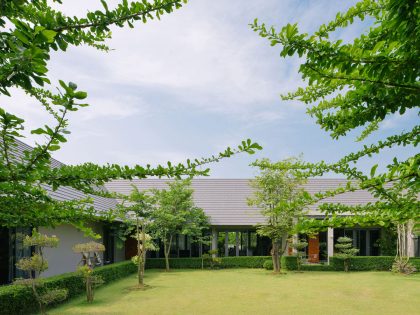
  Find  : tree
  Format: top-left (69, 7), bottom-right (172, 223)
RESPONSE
top-left (131, 233), bottom-right (158, 283)
top-left (335, 237), bottom-right (359, 272)
top-left (116, 186), bottom-right (157, 288)
top-left (289, 239), bottom-right (308, 272)
top-left (248, 158), bottom-right (311, 274)
top-left (252, 0), bottom-right (418, 271)
top-left (73, 241), bottom-right (106, 303)
top-left (0, 0), bottom-right (262, 231)
top-left (193, 234), bottom-right (212, 269)
top-left (151, 179), bottom-right (210, 271)
top-left (15, 229), bottom-right (68, 314)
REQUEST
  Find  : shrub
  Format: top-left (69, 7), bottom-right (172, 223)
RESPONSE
top-left (263, 260), bottom-right (273, 270)
top-left (280, 256), bottom-right (333, 271)
top-left (330, 256), bottom-right (420, 272)
top-left (0, 260), bottom-right (137, 315)
top-left (391, 259), bottom-right (417, 275)
top-left (281, 256), bottom-right (298, 270)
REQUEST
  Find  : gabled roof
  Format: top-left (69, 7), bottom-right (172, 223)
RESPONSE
top-left (8, 140), bottom-right (118, 214)
top-left (105, 178), bottom-right (377, 226)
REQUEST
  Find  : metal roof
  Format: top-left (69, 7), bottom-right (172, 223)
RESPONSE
top-left (9, 140), bottom-right (378, 226)
top-left (105, 178), bottom-right (377, 226)
top-left (9, 140), bottom-right (118, 214)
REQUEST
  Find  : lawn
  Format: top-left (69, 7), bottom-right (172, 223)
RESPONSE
top-left (50, 269), bottom-right (420, 315)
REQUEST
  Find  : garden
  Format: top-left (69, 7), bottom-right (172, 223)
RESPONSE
top-left (0, 0), bottom-right (419, 314)
top-left (49, 269), bottom-right (420, 315)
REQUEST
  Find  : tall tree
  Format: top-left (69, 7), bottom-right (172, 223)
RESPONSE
top-left (252, 0), bottom-right (419, 270)
top-left (248, 158), bottom-right (310, 274)
top-left (151, 179), bottom-right (209, 271)
top-left (0, 0), bottom-right (261, 230)
top-left (117, 186), bottom-right (156, 288)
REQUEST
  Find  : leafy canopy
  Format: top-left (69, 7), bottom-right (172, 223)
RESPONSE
top-left (251, 0), bottom-right (419, 231)
top-left (0, 0), bottom-right (261, 229)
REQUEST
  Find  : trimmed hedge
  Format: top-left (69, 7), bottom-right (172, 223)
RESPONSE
top-left (280, 256), bottom-right (333, 271)
top-left (330, 256), bottom-right (420, 271)
top-left (0, 260), bottom-right (137, 315)
top-left (283, 256), bottom-right (420, 272)
top-left (146, 256), bottom-right (271, 269)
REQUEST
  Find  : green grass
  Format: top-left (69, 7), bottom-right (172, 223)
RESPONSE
top-left (50, 269), bottom-right (420, 315)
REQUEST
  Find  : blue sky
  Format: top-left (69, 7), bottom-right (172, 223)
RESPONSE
top-left (2, 0), bottom-right (417, 178)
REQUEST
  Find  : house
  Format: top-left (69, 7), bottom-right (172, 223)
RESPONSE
top-left (0, 142), bottom-right (418, 285)
top-left (106, 179), bottom-right (418, 263)
top-left (0, 141), bottom-right (125, 285)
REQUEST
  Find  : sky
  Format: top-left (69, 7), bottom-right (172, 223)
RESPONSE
top-left (1, 0), bottom-right (417, 178)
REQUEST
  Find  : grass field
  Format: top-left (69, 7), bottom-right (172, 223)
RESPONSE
top-left (50, 269), bottom-right (420, 315)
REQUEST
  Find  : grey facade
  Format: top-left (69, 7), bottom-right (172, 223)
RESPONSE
top-left (0, 141), bottom-right (124, 285)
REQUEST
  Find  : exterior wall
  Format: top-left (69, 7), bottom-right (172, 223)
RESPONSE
top-left (39, 222), bottom-right (104, 277)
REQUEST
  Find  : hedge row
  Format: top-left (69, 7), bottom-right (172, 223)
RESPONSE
top-left (280, 256), bottom-right (420, 272)
top-left (146, 256), bottom-right (271, 269)
top-left (330, 256), bottom-right (420, 271)
top-left (0, 260), bottom-right (137, 315)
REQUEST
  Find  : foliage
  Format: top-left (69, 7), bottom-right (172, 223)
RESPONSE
top-left (334, 237), bottom-right (359, 272)
top-left (72, 241), bottom-right (105, 254)
top-left (251, 0), bottom-right (419, 264)
top-left (376, 226), bottom-right (397, 256)
top-left (330, 256), bottom-right (420, 272)
top-left (0, 0), bottom-right (262, 231)
top-left (201, 249), bottom-right (221, 269)
top-left (289, 239), bottom-right (308, 272)
top-left (391, 259), bottom-right (417, 275)
top-left (73, 241), bottom-right (105, 302)
top-left (145, 256), bottom-right (271, 269)
top-left (151, 179), bottom-right (210, 271)
top-left (14, 229), bottom-right (67, 314)
top-left (114, 186), bottom-right (157, 287)
top-left (248, 157), bottom-right (311, 273)
top-left (281, 256), bottom-right (333, 271)
top-left (263, 260), bottom-right (273, 270)
top-left (0, 260), bottom-right (137, 315)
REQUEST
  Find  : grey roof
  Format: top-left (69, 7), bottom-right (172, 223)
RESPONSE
top-left (8, 140), bottom-right (118, 214)
top-left (105, 178), bottom-right (378, 226)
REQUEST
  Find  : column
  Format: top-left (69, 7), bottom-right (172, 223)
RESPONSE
top-left (327, 227), bottom-right (334, 264)
top-left (211, 228), bottom-right (218, 257)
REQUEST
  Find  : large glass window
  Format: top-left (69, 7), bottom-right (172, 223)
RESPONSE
top-left (239, 232), bottom-right (248, 256)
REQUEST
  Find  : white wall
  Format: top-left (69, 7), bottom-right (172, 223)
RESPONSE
top-left (39, 222), bottom-right (104, 277)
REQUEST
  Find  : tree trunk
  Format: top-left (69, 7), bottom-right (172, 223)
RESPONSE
top-left (344, 259), bottom-right (349, 272)
top-left (136, 218), bottom-right (143, 288)
top-left (271, 240), bottom-right (281, 273)
top-left (140, 226), bottom-right (146, 287)
top-left (164, 235), bottom-right (172, 272)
